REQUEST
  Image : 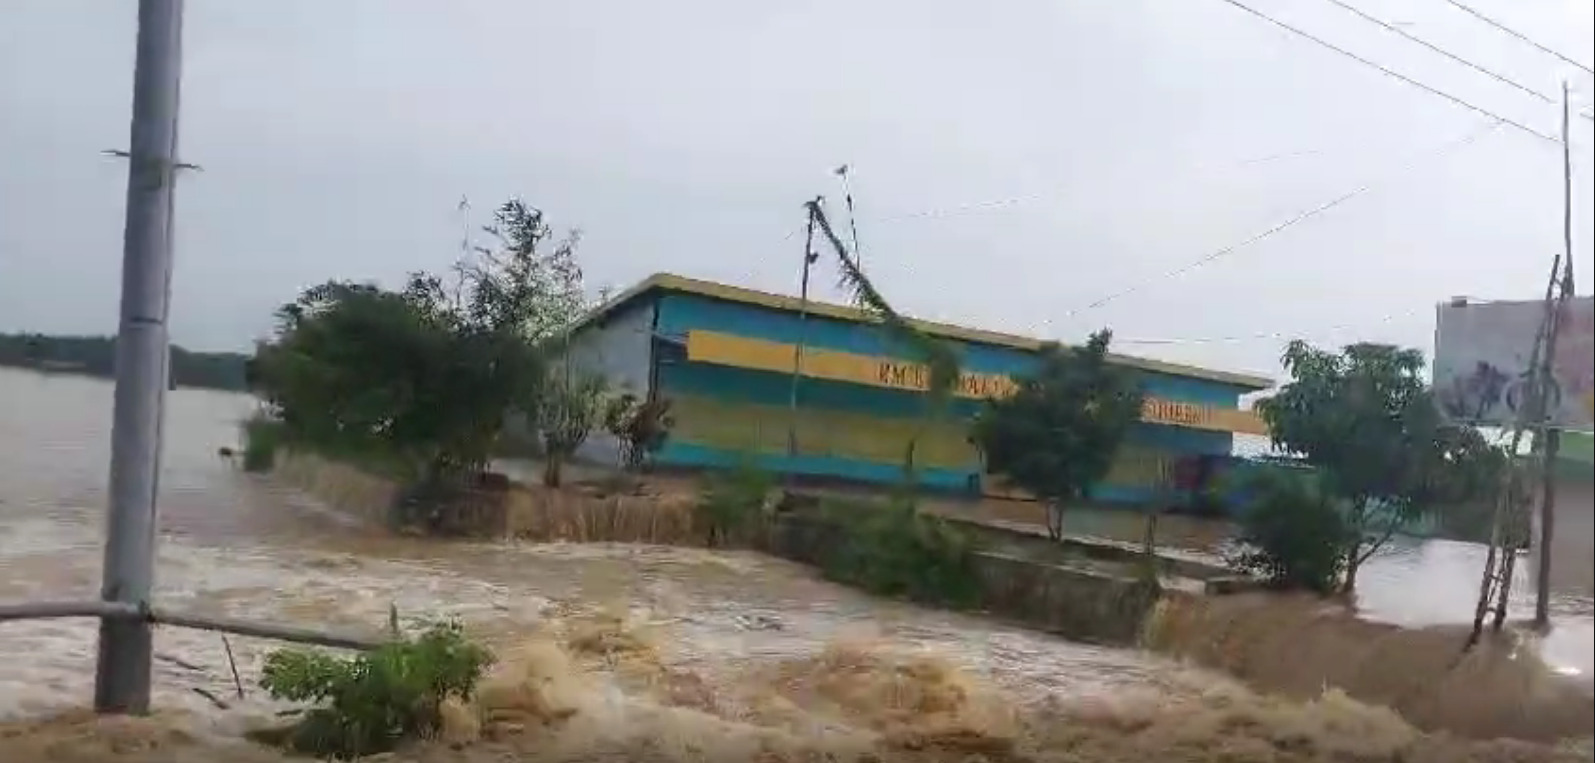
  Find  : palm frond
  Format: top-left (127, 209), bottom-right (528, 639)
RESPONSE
top-left (806, 200), bottom-right (961, 405)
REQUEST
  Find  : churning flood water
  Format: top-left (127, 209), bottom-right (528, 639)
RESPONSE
top-left (1, 367), bottom-right (1592, 762)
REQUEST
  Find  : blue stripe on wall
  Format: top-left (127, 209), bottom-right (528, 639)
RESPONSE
top-left (654, 292), bottom-right (1247, 407)
top-left (656, 441), bottom-right (1162, 502)
top-left (658, 441), bottom-right (973, 489)
top-left (655, 357), bottom-right (1233, 496)
top-left (659, 359), bottom-right (1233, 457)
top-left (660, 358), bottom-right (933, 419)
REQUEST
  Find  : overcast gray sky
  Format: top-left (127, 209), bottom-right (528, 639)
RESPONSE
top-left (2, 0), bottom-right (1591, 380)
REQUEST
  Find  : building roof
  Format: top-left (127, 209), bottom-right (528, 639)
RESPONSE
top-left (578, 273), bottom-right (1275, 390)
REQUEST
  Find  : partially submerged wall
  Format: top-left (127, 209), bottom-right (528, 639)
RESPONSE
top-left (272, 452), bottom-right (1162, 645)
top-left (274, 452), bottom-right (399, 528)
top-left (754, 512), bottom-right (1161, 645)
top-left (272, 451), bottom-right (702, 544)
top-left (263, 453), bottom-right (1592, 742)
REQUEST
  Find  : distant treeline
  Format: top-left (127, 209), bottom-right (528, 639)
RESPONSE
top-left (0, 333), bottom-right (250, 392)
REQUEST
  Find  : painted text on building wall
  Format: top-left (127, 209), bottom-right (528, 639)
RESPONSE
top-left (683, 329), bottom-right (1267, 435)
top-left (875, 360), bottom-right (1015, 399)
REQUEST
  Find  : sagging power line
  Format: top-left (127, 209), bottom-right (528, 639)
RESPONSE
top-left (1216, 0), bottom-right (1560, 143)
top-left (1442, 0), bottom-right (1594, 77)
top-left (1066, 120), bottom-right (1500, 317)
top-left (1317, 0), bottom-right (1574, 112)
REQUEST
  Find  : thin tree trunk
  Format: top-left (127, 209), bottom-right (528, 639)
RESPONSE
top-left (1045, 501), bottom-right (1065, 541)
top-left (1340, 551), bottom-right (1362, 595)
top-left (1338, 499), bottom-right (1370, 594)
top-left (544, 455), bottom-right (563, 488)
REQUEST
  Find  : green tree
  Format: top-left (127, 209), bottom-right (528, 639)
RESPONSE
top-left (1258, 340), bottom-right (1507, 593)
top-left (249, 197), bottom-right (579, 484)
top-left (530, 369), bottom-right (607, 487)
top-left (1227, 468), bottom-right (1353, 595)
top-left (0, 332), bottom-right (250, 391)
top-left (969, 331), bottom-right (1145, 540)
top-left (465, 198), bottom-right (587, 345)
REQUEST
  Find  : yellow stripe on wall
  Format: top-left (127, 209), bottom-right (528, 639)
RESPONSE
top-left (669, 394), bottom-right (978, 470)
top-left (668, 393), bottom-right (1180, 490)
top-left (684, 330), bottom-right (1268, 436)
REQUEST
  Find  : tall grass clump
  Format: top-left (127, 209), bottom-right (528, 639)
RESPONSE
top-left (240, 411), bottom-right (287, 472)
top-left (257, 620), bottom-right (494, 760)
top-left (693, 460), bottom-right (777, 547)
top-left (820, 497), bottom-right (980, 607)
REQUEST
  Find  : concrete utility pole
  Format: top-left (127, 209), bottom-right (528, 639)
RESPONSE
top-left (786, 200), bottom-right (820, 460)
top-left (95, 0), bottom-right (185, 715)
top-left (1534, 80), bottom-right (1577, 630)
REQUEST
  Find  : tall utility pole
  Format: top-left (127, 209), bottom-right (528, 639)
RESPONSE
top-left (95, 0), bottom-right (186, 715)
top-left (786, 200), bottom-right (820, 459)
top-left (1534, 80), bottom-right (1578, 629)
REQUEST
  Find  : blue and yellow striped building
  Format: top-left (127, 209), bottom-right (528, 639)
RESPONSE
top-left (566, 273), bottom-right (1272, 505)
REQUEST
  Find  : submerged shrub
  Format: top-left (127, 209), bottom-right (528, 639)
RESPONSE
top-left (239, 412), bottom-right (286, 473)
top-left (1225, 470), bottom-right (1352, 595)
top-left (258, 621), bottom-right (494, 760)
top-left (820, 497), bottom-right (980, 607)
top-left (693, 460), bottom-right (777, 547)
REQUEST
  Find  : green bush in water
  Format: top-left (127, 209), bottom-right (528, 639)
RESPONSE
top-left (1225, 469), bottom-right (1353, 595)
top-left (820, 497), bottom-right (980, 608)
top-left (258, 621), bottom-right (494, 760)
top-left (693, 459), bottom-right (777, 547)
top-left (239, 412), bottom-right (285, 472)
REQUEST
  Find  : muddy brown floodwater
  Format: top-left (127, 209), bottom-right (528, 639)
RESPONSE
top-left (1, 368), bottom-right (1591, 762)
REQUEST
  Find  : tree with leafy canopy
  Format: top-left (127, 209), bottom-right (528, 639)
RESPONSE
top-left (464, 198), bottom-right (587, 347)
top-left (463, 198), bottom-right (607, 486)
top-left (1257, 340), bottom-right (1508, 594)
top-left (1226, 467), bottom-right (1354, 595)
top-left (968, 331), bottom-right (1145, 540)
top-left (249, 197), bottom-right (579, 484)
top-left (807, 200), bottom-right (961, 477)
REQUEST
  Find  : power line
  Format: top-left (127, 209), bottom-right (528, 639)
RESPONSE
top-left (1116, 304), bottom-right (1429, 347)
top-left (758, 149), bottom-right (1335, 261)
top-left (1442, 0), bottom-right (1594, 77)
top-left (1319, 0), bottom-right (1593, 123)
top-left (1066, 121), bottom-right (1500, 316)
top-left (1216, 0), bottom-right (1560, 143)
top-left (1318, 0), bottom-right (1554, 105)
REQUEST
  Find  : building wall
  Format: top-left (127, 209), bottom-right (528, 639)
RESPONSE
top-left (1543, 477), bottom-right (1594, 597)
top-left (655, 292), bottom-right (1243, 406)
top-left (649, 291), bottom-right (1250, 500)
top-left (564, 298), bottom-right (656, 466)
top-left (1534, 455), bottom-right (1594, 597)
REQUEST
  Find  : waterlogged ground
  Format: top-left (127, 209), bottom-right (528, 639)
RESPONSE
top-left (1, 369), bottom-right (1592, 761)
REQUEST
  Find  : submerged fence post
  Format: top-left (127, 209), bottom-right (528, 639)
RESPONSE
top-left (95, 0), bottom-right (186, 715)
